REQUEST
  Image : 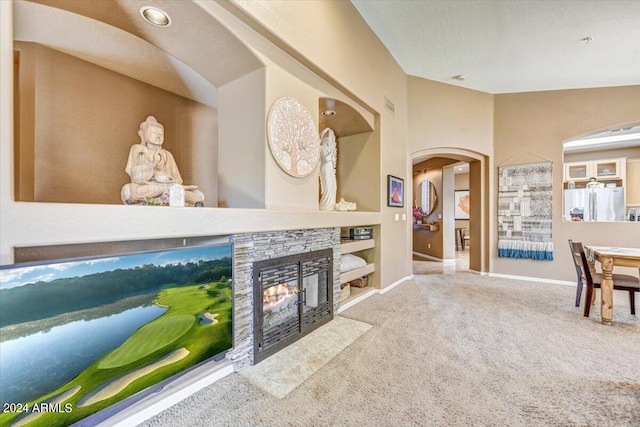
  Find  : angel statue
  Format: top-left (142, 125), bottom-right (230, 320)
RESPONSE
top-left (319, 127), bottom-right (337, 211)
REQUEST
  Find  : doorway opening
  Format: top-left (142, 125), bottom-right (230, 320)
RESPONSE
top-left (410, 148), bottom-right (488, 275)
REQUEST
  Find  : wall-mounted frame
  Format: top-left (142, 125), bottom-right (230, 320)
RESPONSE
top-left (454, 190), bottom-right (470, 219)
top-left (387, 175), bottom-right (404, 207)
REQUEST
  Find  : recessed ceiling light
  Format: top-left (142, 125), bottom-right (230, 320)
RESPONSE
top-left (453, 75), bottom-right (466, 81)
top-left (321, 110), bottom-right (336, 116)
top-left (140, 6), bottom-right (172, 27)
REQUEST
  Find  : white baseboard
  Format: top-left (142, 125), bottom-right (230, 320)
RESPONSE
top-left (380, 275), bottom-right (413, 294)
top-left (337, 288), bottom-right (377, 313)
top-left (412, 252), bottom-right (441, 262)
top-left (337, 275), bottom-right (413, 314)
top-left (487, 272), bottom-right (576, 287)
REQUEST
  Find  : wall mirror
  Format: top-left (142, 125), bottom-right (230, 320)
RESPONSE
top-left (417, 179), bottom-right (437, 215)
top-left (562, 122), bottom-right (640, 222)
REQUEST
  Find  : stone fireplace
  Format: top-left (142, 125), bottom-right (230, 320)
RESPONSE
top-left (253, 248), bottom-right (333, 363)
top-left (227, 228), bottom-right (341, 370)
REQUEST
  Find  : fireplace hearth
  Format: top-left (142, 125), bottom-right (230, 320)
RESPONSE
top-left (253, 248), bottom-right (333, 363)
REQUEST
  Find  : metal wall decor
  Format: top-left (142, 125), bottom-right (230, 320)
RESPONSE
top-left (267, 97), bottom-right (320, 178)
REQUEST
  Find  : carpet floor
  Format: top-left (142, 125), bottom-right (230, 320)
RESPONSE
top-left (140, 273), bottom-right (639, 427)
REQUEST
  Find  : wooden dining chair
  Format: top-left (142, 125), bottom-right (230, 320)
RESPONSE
top-left (568, 240), bottom-right (639, 317)
top-left (461, 229), bottom-right (470, 250)
top-left (568, 239), bottom-right (585, 307)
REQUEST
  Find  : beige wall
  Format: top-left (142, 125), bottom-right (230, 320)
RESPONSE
top-left (408, 77), bottom-right (494, 271)
top-left (494, 86), bottom-right (640, 281)
top-left (408, 77), bottom-right (494, 156)
top-left (218, 68), bottom-right (266, 208)
top-left (338, 129), bottom-right (381, 212)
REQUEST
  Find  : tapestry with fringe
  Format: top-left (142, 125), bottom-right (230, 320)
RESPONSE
top-left (498, 162), bottom-right (553, 260)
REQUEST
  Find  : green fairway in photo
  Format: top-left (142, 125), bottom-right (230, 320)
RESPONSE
top-left (98, 314), bottom-right (195, 369)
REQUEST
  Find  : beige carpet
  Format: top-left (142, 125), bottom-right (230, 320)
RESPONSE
top-left (140, 273), bottom-right (639, 427)
top-left (240, 316), bottom-right (372, 398)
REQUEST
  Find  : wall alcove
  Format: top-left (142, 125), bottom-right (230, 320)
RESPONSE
top-left (13, 0), bottom-right (263, 207)
top-left (319, 97), bottom-right (380, 212)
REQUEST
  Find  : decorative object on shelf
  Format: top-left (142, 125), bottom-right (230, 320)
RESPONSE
top-left (169, 183), bottom-right (185, 207)
top-left (586, 177), bottom-right (603, 188)
top-left (335, 197), bottom-right (356, 211)
top-left (454, 190), bottom-right (470, 220)
top-left (349, 276), bottom-right (368, 288)
top-left (339, 282), bottom-right (351, 303)
top-left (342, 227), bottom-right (372, 240)
top-left (387, 175), bottom-right (404, 207)
top-left (428, 221), bottom-right (440, 231)
top-left (319, 127), bottom-right (337, 210)
top-left (412, 206), bottom-right (425, 224)
top-left (121, 116), bottom-right (204, 207)
top-left (497, 161), bottom-right (554, 260)
top-left (267, 97), bottom-right (320, 178)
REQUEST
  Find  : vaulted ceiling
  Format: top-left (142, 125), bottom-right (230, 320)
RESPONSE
top-left (352, 0), bottom-right (640, 94)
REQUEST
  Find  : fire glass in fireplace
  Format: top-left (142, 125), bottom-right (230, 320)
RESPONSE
top-left (253, 248), bottom-right (333, 363)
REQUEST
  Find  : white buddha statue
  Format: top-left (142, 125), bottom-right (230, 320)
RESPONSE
top-left (121, 116), bottom-right (204, 206)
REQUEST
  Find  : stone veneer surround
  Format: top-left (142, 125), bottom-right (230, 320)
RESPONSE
top-left (226, 228), bottom-right (341, 370)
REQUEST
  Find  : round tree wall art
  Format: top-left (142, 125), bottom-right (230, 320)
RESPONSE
top-left (267, 97), bottom-right (320, 178)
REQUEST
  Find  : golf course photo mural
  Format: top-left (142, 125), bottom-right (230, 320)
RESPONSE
top-left (0, 243), bottom-right (234, 427)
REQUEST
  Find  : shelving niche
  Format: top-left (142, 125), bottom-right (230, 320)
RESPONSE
top-left (339, 226), bottom-right (378, 306)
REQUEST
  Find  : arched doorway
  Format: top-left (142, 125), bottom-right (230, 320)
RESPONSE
top-left (410, 148), bottom-right (489, 273)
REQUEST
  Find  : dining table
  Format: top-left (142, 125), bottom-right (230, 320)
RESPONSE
top-left (585, 245), bottom-right (640, 325)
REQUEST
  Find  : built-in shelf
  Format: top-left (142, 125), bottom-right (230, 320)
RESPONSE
top-left (340, 262), bottom-right (375, 284)
top-left (340, 238), bottom-right (375, 254)
top-left (338, 234), bottom-right (377, 310)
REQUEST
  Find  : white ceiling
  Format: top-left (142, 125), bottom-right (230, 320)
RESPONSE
top-left (351, 0), bottom-right (640, 94)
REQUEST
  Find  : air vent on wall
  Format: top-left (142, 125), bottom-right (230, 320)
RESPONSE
top-left (384, 96), bottom-right (395, 114)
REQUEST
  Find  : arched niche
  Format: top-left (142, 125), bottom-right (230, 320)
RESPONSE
top-left (13, 0), bottom-right (263, 206)
top-left (319, 97), bottom-right (379, 211)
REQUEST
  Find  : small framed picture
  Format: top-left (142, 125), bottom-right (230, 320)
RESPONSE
top-left (455, 190), bottom-right (470, 219)
top-left (387, 175), bottom-right (404, 207)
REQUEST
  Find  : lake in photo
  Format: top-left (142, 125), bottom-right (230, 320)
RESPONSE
top-left (0, 302), bottom-right (166, 405)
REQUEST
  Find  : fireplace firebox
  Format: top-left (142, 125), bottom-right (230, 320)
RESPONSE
top-left (253, 248), bottom-right (333, 363)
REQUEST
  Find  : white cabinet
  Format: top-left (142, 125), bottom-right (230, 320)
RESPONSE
top-left (593, 159), bottom-right (623, 179)
top-left (565, 158), bottom-right (625, 182)
top-left (565, 162), bottom-right (591, 181)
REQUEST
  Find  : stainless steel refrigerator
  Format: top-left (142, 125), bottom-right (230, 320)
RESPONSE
top-left (564, 187), bottom-right (625, 222)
